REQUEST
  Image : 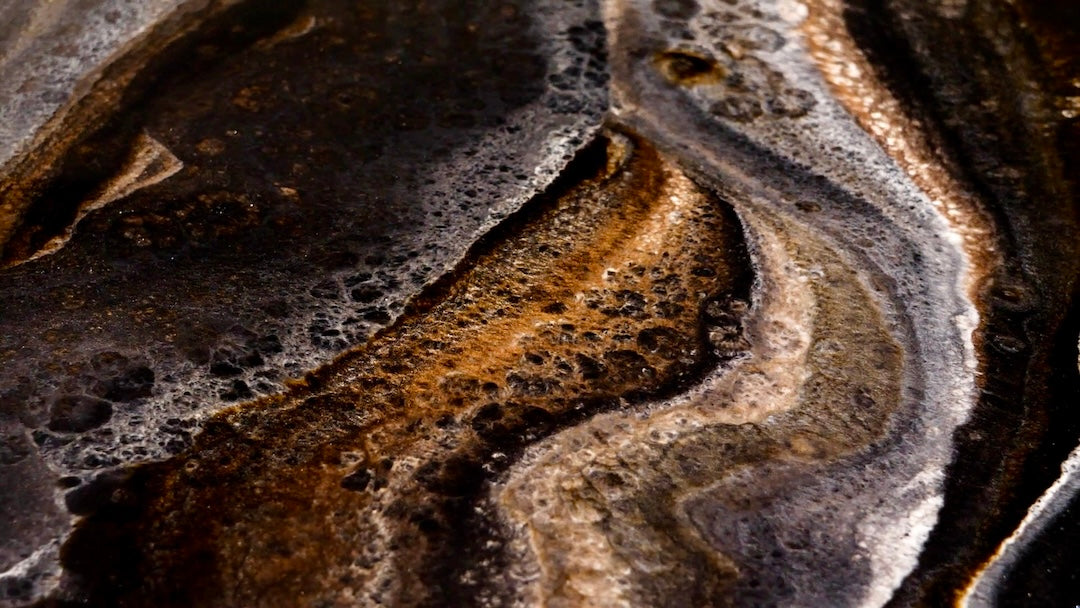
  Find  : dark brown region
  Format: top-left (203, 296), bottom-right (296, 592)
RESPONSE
top-left (0, 0), bottom-right (605, 483)
top-left (49, 132), bottom-right (753, 606)
top-left (1, 0), bottom-right (552, 265)
top-left (998, 489), bottom-right (1080, 605)
top-left (844, 0), bottom-right (1080, 604)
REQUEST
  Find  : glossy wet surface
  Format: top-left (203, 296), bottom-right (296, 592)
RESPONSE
top-left (0, 0), bottom-right (1077, 606)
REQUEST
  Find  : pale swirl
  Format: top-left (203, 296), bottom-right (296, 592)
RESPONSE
top-left (0, 0), bottom-right (1076, 606)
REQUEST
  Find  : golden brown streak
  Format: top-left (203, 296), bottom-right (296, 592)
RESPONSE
top-left (60, 129), bottom-right (751, 607)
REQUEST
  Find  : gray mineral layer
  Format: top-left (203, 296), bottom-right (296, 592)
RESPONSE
top-left (0, 0), bottom-right (1078, 606)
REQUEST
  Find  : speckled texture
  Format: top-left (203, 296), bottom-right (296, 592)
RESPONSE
top-left (0, 0), bottom-right (213, 251)
top-left (0, 0), bottom-right (1078, 606)
top-left (0, 0), bottom-right (608, 600)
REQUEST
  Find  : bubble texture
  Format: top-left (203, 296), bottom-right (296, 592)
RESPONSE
top-left (1, 0), bottom-right (1078, 605)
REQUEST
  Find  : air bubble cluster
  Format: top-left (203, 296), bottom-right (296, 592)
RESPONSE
top-left (0, 0), bottom-right (607, 537)
top-left (648, 0), bottom-right (817, 123)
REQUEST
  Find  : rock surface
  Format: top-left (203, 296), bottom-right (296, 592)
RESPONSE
top-left (0, 0), bottom-right (1077, 606)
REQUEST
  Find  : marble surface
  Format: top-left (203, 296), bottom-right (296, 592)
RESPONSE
top-left (0, 0), bottom-right (1077, 606)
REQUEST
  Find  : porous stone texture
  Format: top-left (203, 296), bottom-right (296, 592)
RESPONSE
top-left (0, 0), bottom-right (608, 601)
top-left (1, 0), bottom-right (1077, 606)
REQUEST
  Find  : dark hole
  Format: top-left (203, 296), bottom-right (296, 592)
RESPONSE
top-left (655, 50), bottom-right (723, 85)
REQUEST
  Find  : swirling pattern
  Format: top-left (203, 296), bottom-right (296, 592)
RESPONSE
top-left (0, 0), bottom-right (1077, 606)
